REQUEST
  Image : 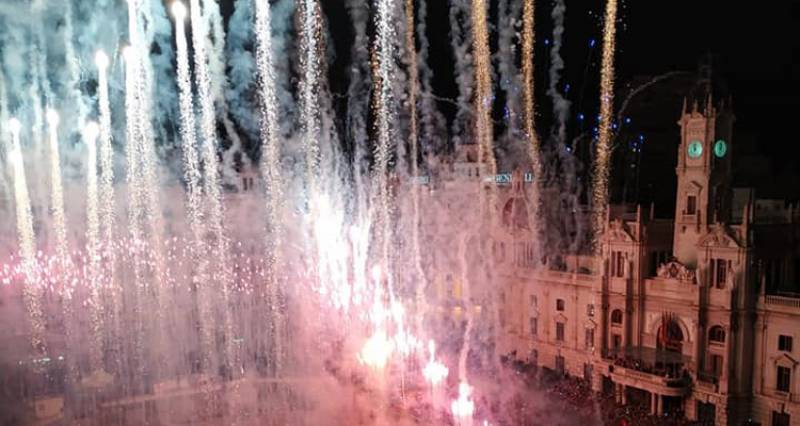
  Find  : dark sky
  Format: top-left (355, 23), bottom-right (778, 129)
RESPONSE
top-left (617, 1), bottom-right (799, 174)
top-left (222, 1), bottom-right (799, 177)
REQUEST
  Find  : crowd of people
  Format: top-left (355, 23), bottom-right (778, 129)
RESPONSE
top-left (500, 354), bottom-right (705, 425)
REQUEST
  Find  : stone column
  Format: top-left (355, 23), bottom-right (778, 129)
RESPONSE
top-left (650, 392), bottom-right (657, 415)
top-left (591, 371), bottom-right (603, 393)
top-left (656, 394), bottom-right (663, 416)
top-left (621, 385), bottom-right (627, 405)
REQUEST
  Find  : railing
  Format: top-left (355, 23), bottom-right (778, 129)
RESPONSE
top-left (610, 365), bottom-right (690, 390)
top-left (697, 371), bottom-right (719, 385)
top-left (765, 295), bottom-right (800, 309)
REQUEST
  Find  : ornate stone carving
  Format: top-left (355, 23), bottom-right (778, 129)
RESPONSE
top-left (607, 219), bottom-right (635, 242)
top-left (698, 222), bottom-right (741, 248)
top-left (657, 259), bottom-right (697, 284)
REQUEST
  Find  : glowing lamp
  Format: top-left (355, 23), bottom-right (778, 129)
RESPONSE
top-left (83, 121), bottom-right (100, 142)
top-left (46, 109), bottom-right (60, 127)
top-left (95, 50), bottom-right (109, 70)
top-left (171, 2), bottom-right (187, 21)
top-left (7, 117), bottom-right (21, 135)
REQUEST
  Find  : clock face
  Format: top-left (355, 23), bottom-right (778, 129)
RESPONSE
top-left (688, 140), bottom-right (703, 158)
top-left (714, 139), bottom-right (727, 158)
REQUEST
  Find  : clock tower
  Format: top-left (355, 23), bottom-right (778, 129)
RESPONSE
top-left (673, 95), bottom-right (734, 266)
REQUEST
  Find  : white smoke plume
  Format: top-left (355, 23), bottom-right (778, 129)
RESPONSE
top-left (448, 0), bottom-right (475, 147)
top-left (415, 0), bottom-right (447, 163)
top-left (547, 0), bottom-right (570, 146)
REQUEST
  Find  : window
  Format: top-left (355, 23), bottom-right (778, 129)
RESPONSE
top-left (499, 310), bottom-right (506, 328)
top-left (529, 318), bottom-right (538, 337)
top-left (529, 349), bottom-right (538, 364)
top-left (610, 251), bottom-right (625, 277)
top-left (709, 354), bottom-right (724, 377)
top-left (709, 326), bottom-right (726, 344)
top-left (612, 334), bottom-right (622, 350)
top-left (555, 355), bottom-right (565, 374)
top-left (712, 259), bottom-right (728, 288)
top-left (556, 322), bottom-right (565, 342)
top-left (585, 328), bottom-right (594, 349)
top-left (556, 299), bottom-right (565, 311)
top-left (587, 304), bottom-right (595, 317)
top-left (777, 366), bottom-right (791, 392)
top-left (697, 402), bottom-right (716, 424)
top-left (530, 295), bottom-right (538, 309)
top-left (583, 363), bottom-right (593, 382)
top-left (773, 411), bottom-right (790, 426)
top-left (687, 195), bottom-right (697, 215)
top-left (611, 309), bottom-right (623, 325)
top-left (779, 335), bottom-right (793, 352)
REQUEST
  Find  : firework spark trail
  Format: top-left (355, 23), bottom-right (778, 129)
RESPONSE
top-left (522, 0), bottom-right (543, 255)
top-left (190, 0), bottom-right (235, 374)
top-left (63, 1), bottom-right (87, 129)
top-left (471, 0), bottom-right (497, 188)
top-left (496, 0), bottom-right (521, 134)
top-left (592, 0), bottom-right (618, 254)
top-left (84, 122), bottom-right (105, 371)
top-left (204, 0), bottom-right (249, 188)
top-left (547, 0), bottom-right (570, 145)
top-left (46, 110), bottom-right (69, 270)
top-left (0, 71), bottom-right (9, 202)
top-left (299, 0), bottom-right (322, 200)
top-left (124, 0), bottom-right (154, 391)
top-left (404, 0), bottom-right (429, 339)
top-left (29, 59), bottom-right (48, 213)
top-left (7, 119), bottom-right (46, 355)
top-left (254, 0), bottom-right (286, 374)
top-left (471, 0), bottom-right (502, 379)
top-left (173, 4), bottom-right (203, 241)
top-left (456, 233), bottom-right (472, 386)
top-left (373, 0), bottom-right (396, 278)
top-left (95, 52), bottom-right (116, 274)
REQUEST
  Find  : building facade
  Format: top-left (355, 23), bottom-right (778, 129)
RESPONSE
top-left (485, 97), bottom-right (800, 425)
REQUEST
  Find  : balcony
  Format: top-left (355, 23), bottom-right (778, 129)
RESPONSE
top-left (766, 295), bottom-right (800, 308)
top-left (605, 348), bottom-right (691, 397)
top-left (760, 294), bottom-right (800, 315)
top-left (696, 371), bottom-right (720, 392)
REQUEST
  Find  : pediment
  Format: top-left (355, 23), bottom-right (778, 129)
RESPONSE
top-left (686, 181), bottom-right (703, 193)
top-left (773, 353), bottom-right (799, 367)
top-left (698, 223), bottom-right (741, 248)
top-left (584, 319), bottom-right (597, 330)
top-left (657, 259), bottom-right (697, 284)
top-left (555, 312), bottom-right (568, 323)
top-left (607, 219), bottom-right (635, 243)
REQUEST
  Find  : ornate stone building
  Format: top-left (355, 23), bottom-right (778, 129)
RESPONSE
top-left (484, 97), bottom-right (800, 425)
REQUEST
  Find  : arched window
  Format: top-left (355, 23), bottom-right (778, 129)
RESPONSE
top-left (709, 326), bottom-right (726, 344)
top-left (611, 309), bottom-right (623, 325)
top-left (556, 299), bottom-right (565, 311)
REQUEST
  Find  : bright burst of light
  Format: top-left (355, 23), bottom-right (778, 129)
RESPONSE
top-left (170, 1), bottom-right (187, 21)
top-left (83, 121), bottom-right (100, 142)
top-left (451, 381), bottom-right (476, 420)
top-left (422, 340), bottom-right (448, 386)
top-left (121, 45), bottom-right (135, 63)
top-left (8, 117), bottom-right (21, 135)
top-left (94, 50), bottom-right (109, 70)
top-left (46, 109), bottom-right (59, 126)
top-left (358, 329), bottom-right (394, 370)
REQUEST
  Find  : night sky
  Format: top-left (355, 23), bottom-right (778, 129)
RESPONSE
top-left (222, 0), bottom-right (799, 198)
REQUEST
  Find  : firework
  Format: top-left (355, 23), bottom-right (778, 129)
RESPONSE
top-left (592, 0), bottom-right (618, 254)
